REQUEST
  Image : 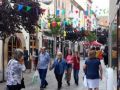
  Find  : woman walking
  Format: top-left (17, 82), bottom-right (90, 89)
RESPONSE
top-left (50, 52), bottom-right (67, 90)
top-left (83, 50), bottom-right (103, 90)
top-left (72, 51), bottom-right (80, 85)
top-left (6, 49), bottom-right (26, 90)
top-left (65, 50), bottom-right (73, 86)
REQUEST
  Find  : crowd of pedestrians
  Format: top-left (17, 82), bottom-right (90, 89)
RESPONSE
top-left (5, 45), bottom-right (110, 90)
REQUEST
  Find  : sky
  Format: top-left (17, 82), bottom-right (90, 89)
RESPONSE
top-left (92, 0), bottom-right (109, 16)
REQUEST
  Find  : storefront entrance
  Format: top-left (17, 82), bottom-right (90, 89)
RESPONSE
top-left (8, 36), bottom-right (22, 60)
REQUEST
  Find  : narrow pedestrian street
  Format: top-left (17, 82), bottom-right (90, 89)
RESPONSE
top-left (0, 59), bottom-right (117, 90)
top-left (0, 0), bottom-right (119, 90)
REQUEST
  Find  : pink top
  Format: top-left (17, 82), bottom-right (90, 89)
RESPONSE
top-left (66, 55), bottom-right (73, 64)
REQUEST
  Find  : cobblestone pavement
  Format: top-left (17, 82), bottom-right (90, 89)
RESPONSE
top-left (0, 59), bottom-right (117, 90)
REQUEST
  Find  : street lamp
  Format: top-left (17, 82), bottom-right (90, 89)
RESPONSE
top-left (37, 0), bottom-right (53, 5)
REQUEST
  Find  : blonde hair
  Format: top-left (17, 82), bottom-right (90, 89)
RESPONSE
top-left (88, 50), bottom-right (96, 58)
top-left (57, 52), bottom-right (62, 59)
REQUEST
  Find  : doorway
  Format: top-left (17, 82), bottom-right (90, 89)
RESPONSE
top-left (8, 36), bottom-right (22, 60)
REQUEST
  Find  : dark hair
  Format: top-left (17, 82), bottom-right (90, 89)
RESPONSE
top-left (91, 47), bottom-right (96, 50)
top-left (96, 47), bottom-right (100, 50)
top-left (24, 47), bottom-right (26, 49)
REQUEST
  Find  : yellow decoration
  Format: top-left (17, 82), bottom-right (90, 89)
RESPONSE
top-left (57, 22), bottom-right (61, 26)
top-left (64, 31), bottom-right (66, 37)
top-left (48, 23), bottom-right (51, 28)
top-left (35, 27), bottom-right (40, 32)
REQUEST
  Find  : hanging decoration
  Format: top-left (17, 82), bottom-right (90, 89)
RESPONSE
top-left (48, 23), bottom-right (51, 28)
top-left (62, 9), bottom-right (65, 15)
top-left (56, 10), bottom-right (60, 16)
top-left (84, 15), bottom-right (87, 19)
top-left (90, 10), bottom-right (93, 15)
top-left (64, 31), bottom-right (66, 37)
top-left (52, 21), bottom-right (57, 28)
top-left (68, 20), bottom-right (72, 25)
top-left (35, 26), bottom-right (40, 33)
top-left (26, 6), bottom-right (32, 12)
top-left (18, 4), bottom-right (23, 11)
top-left (57, 22), bottom-right (61, 26)
top-left (47, 16), bottom-right (61, 35)
top-left (75, 10), bottom-right (78, 14)
top-left (84, 10), bottom-right (88, 16)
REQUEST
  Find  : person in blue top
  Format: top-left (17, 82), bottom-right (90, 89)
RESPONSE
top-left (50, 52), bottom-right (67, 90)
top-left (83, 50), bottom-right (103, 90)
top-left (37, 47), bottom-right (51, 89)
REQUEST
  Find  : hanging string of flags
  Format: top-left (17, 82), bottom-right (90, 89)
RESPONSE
top-left (55, 9), bottom-right (80, 16)
top-left (17, 4), bottom-right (32, 12)
top-left (10, 2), bottom-right (46, 13)
top-left (94, 8), bottom-right (109, 15)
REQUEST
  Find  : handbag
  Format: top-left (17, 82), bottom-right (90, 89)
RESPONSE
top-left (20, 78), bottom-right (25, 89)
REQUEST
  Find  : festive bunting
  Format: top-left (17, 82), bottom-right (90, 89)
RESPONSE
top-left (64, 20), bottom-right (68, 26)
top-left (68, 20), bottom-right (72, 25)
top-left (57, 22), bottom-right (61, 26)
top-left (48, 23), bottom-right (51, 28)
top-left (84, 15), bottom-right (87, 19)
top-left (26, 6), bottom-right (31, 12)
top-left (62, 9), bottom-right (65, 15)
top-left (35, 26), bottom-right (39, 32)
top-left (84, 10), bottom-right (88, 15)
top-left (90, 10), bottom-right (93, 15)
top-left (75, 10), bottom-right (78, 14)
top-left (56, 10), bottom-right (60, 16)
top-left (64, 31), bottom-right (66, 37)
top-left (18, 4), bottom-right (23, 11)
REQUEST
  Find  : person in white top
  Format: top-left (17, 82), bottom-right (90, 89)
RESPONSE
top-left (6, 49), bottom-right (26, 90)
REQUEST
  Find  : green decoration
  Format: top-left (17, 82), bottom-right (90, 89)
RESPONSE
top-left (86, 32), bottom-right (97, 42)
top-left (90, 10), bottom-right (93, 15)
top-left (62, 9), bottom-right (65, 15)
top-left (68, 20), bottom-right (72, 25)
top-left (48, 16), bottom-right (61, 35)
top-left (26, 6), bottom-right (31, 12)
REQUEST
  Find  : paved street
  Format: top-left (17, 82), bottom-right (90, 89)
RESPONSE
top-left (0, 59), bottom-right (117, 90)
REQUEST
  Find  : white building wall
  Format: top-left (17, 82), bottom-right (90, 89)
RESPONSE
top-left (109, 0), bottom-right (118, 25)
top-left (0, 40), bottom-right (2, 71)
top-left (21, 28), bottom-right (29, 52)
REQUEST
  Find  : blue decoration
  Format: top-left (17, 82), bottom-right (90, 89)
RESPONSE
top-left (56, 10), bottom-right (60, 16)
top-left (84, 10), bottom-right (88, 15)
top-left (18, 4), bottom-right (23, 11)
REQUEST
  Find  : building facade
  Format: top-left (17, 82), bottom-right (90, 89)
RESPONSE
top-left (109, 0), bottom-right (119, 89)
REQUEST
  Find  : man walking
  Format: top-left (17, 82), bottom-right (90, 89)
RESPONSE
top-left (37, 47), bottom-right (51, 89)
top-left (23, 47), bottom-right (28, 69)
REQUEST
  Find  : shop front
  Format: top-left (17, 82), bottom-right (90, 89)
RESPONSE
top-left (42, 35), bottom-right (54, 58)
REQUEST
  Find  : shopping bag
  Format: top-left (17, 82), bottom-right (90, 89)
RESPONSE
top-left (32, 70), bottom-right (39, 84)
top-left (83, 75), bottom-right (88, 87)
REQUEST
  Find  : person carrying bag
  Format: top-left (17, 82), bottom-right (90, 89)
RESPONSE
top-left (6, 49), bottom-right (26, 90)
